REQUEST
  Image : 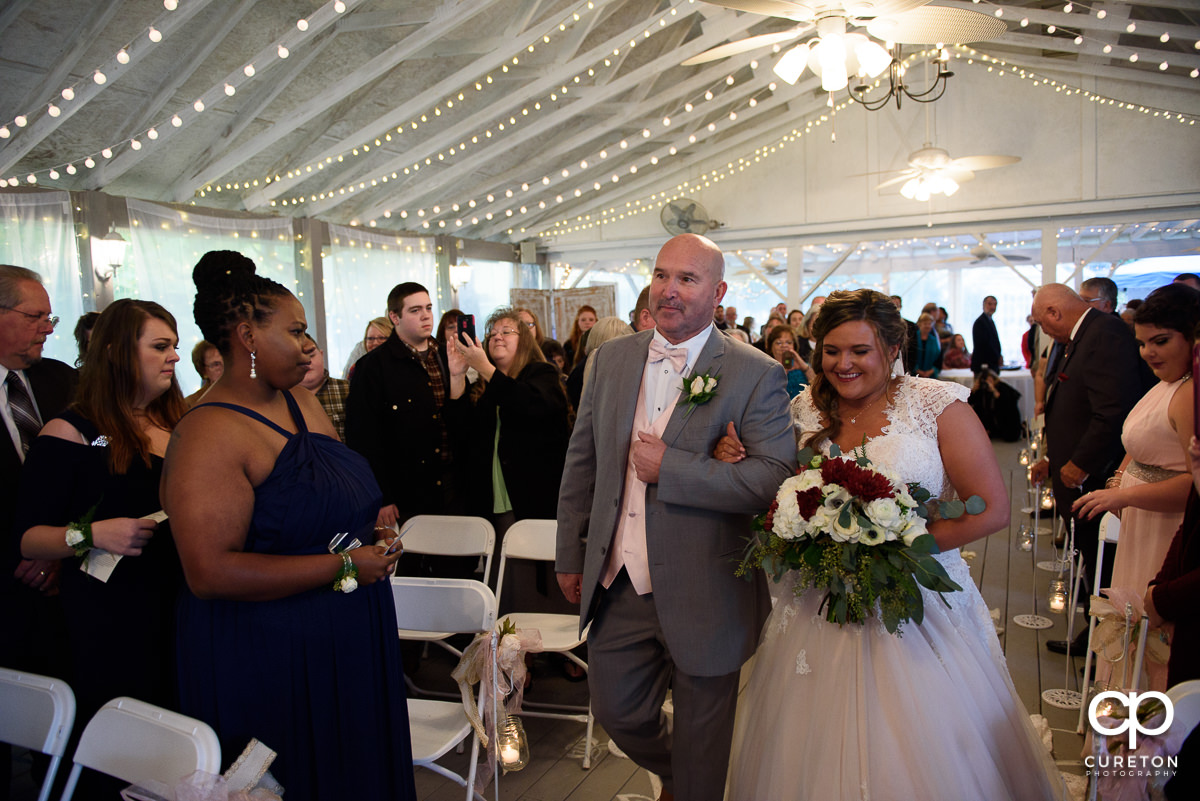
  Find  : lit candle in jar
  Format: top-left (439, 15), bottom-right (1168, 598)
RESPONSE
top-left (499, 743), bottom-right (521, 766)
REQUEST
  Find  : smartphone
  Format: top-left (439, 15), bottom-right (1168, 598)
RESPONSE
top-left (456, 314), bottom-right (476, 345)
top-left (782, 353), bottom-right (794, 369)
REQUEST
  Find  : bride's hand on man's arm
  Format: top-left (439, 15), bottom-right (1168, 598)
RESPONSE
top-left (713, 421), bottom-right (747, 464)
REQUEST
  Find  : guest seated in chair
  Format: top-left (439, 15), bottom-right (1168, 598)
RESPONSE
top-left (941, 333), bottom-right (971, 369)
top-left (968, 368), bottom-right (1023, 442)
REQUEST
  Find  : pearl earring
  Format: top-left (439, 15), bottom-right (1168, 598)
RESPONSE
top-left (249, 351), bottom-right (257, 379)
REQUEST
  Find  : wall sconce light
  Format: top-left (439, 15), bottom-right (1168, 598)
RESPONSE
top-left (93, 229), bottom-right (128, 281)
top-left (450, 260), bottom-right (472, 290)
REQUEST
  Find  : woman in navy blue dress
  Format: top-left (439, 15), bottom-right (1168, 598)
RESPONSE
top-left (163, 251), bottom-right (415, 801)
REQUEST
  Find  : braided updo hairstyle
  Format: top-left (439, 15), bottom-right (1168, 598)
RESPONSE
top-left (804, 288), bottom-right (907, 449)
top-left (192, 250), bottom-right (292, 354)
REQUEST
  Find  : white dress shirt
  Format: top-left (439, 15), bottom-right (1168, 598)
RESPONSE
top-left (644, 324), bottom-right (713, 424)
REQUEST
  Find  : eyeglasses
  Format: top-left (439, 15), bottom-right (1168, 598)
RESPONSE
top-left (0, 306), bottom-right (59, 328)
top-left (1082, 296), bottom-right (1107, 304)
top-left (491, 328), bottom-right (521, 338)
top-left (365, 335), bottom-right (388, 344)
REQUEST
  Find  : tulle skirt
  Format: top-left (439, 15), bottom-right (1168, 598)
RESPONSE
top-left (727, 551), bottom-right (1065, 801)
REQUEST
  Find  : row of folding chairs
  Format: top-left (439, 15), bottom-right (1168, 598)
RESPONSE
top-left (397, 516), bottom-right (595, 770)
top-left (0, 669), bottom-right (220, 801)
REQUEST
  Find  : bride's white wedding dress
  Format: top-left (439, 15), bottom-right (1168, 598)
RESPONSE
top-left (727, 377), bottom-right (1063, 801)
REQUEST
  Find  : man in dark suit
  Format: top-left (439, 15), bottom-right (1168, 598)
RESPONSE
top-left (556, 234), bottom-right (795, 801)
top-left (1031, 283), bottom-right (1147, 655)
top-left (890, 295), bottom-right (919, 374)
top-left (0, 264), bottom-right (77, 798)
top-left (971, 295), bottom-right (1003, 374)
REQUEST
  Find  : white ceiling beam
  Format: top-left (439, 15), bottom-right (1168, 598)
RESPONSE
top-left (991, 31), bottom-right (1200, 70)
top-left (348, 7), bottom-right (753, 224)
top-left (242, 0), bottom-right (620, 210)
top-left (86, 0), bottom-right (262, 189)
top-left (942, 1), bottom-right (1200, 41)
top-left (0, 0), bottom-right (214, 175)
top-left (962, 46), bottom-right (1200, 92)
top-left (0, 0), bottom-right (36, 37)
top-left (174, 0), bottom-right (508, 200)
top-left (334, 11), bottom-right (431, 33)
top-left (11, 1), bottom-right (126, 114)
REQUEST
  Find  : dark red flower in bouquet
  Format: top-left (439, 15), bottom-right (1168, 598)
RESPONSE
top-left (819, 458), bottom-right (895, 501)
top-left (764, 499), bottom-right (778, 532)
top-left (794, 486), bottom-right (823, 519)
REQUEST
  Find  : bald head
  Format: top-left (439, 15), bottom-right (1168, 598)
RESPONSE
top-left (1032, 283), bottom-right (1089, 343)
top-left (650, 234), bottom-right (727, 344)
top-left (657, 234), bottom-right (724, 282)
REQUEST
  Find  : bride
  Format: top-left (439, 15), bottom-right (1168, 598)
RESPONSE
top-left (719, 290), bottom-right (1063, 800)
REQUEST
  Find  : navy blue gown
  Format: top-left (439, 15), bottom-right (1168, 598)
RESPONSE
top-left (176, 391), bottom-right (416, 800)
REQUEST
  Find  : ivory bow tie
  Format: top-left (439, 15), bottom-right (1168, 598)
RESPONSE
top-left (648, 340), bottom-right (688, 372)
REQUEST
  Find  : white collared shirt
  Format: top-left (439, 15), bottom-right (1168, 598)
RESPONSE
top-left (0, 365), bottom-right (42, 463)
top-left (1070, 306), bottom-right (1092, 342)
top-left (644, 324), bottom-right (713, 424)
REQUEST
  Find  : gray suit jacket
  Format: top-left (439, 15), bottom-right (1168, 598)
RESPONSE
top-left (556, 328), bottom-right (796, 676)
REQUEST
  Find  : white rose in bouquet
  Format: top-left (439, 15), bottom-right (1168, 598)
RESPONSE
top-left (65, 527), bottom-right (84, 547)
top-left (831, 509), bottom-right (863, 543)
top-left (899, 515), bottom-right (929, 546)
top-left (704, 376), bottom-right (718, 393)
top-left (864, 497), bottom-right (902, 531)
top-left (690, 376), bottom-right (705, 395)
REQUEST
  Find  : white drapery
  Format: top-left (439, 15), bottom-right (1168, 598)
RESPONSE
top-left (0, 191), bottom-right (84, 366)
top-left (323, 224), bottom-right (435, 377)
top-left (125, 199), bottom-right (298, 394)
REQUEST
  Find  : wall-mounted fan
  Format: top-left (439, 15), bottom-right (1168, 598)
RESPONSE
top-left (661, 199), bottom-right (719, 236)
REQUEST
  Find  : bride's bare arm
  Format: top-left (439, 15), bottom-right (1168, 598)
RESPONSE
top-left (932, 400), bottom-right (1011, 551)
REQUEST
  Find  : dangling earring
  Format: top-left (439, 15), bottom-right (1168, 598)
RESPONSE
top-left (249, 351), bottom-right (257, 379)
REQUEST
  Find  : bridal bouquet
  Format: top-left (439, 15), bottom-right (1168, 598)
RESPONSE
top-left (738, 445), bottom-right (982, 635)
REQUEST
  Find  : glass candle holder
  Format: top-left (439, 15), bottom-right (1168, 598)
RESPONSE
top-left (1040, 486), bottom-right (1055, 511)
top-left (1017, 524), bottom-right (1033, 552)
top-left (1047, 577), bottom-right (1068, 614)
top-left (1018, 448), bottom-right (1031, 466)
top-left (496, 715), bottom-right (529, 771)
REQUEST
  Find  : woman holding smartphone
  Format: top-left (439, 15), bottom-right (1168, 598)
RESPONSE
top-left (766, 323), bottom-right (811, 398)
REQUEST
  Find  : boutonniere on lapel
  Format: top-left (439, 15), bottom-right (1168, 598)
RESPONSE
top-left (678, 370), bottom-right (719, 419)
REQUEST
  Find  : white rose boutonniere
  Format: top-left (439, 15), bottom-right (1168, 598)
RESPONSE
top-left (678, 369), bottom-right (718, 419)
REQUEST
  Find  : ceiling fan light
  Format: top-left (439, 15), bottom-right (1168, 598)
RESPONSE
top-left (914, 182), bottom-right (931, 202)
top-left (814, 38), bottom-right (848, 92)
top-left (855, 40), bottom-right (891, 78)
top-left (940, 176), bottom-right (960, 196)
top-left (900, 177), bottom-right (919, 199)
top-left (773, 42), bottom-right (809, 85)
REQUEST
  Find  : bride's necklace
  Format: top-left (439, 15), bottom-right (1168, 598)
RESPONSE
top-left (847, 389), bottom-right (889, 425)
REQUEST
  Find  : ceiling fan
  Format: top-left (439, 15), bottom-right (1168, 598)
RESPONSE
top-left (872, 144), bottom-right (1020, 200)
top-left (936, 243), bottom-right (1032, 265)
top-left (683, 2), bottom-right (1007, 96)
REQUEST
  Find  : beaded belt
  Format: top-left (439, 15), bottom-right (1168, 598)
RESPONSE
top-left (1127, 460), bottom-right (1187, 484)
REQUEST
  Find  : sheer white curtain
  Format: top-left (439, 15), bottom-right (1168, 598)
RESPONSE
top-left (125, 199), bottom-right (297, 394)
top-left (0, 191), bottom-right (84, 366)
top-left (455, 258), bottom-right (516, 325)
top-left (323, 224), bottom-right (435, 378)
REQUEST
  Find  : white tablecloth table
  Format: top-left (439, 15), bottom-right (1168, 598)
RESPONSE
top-left (939, 368), bottom-right (1036, 423)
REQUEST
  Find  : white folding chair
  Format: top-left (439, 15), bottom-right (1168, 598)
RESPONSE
top-left (1167, 679), bottom-right (1200, 746)
top-left (0, 668), bottom-right (75, 801)
top-left (397, 516), bottom-right (496, 697)
top-left (391, 577), bottom-right (497, 801)
top-left (495, 519), bottom-right (595, 768)
top-left (59, 697), bottom-right (220, 801)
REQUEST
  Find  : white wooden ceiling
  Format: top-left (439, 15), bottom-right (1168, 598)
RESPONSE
top-left (1, 0), bottom-right (1197, 246)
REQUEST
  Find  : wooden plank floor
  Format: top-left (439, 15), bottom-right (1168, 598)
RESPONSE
top-left (7, 441), bottom-right (1087, 801)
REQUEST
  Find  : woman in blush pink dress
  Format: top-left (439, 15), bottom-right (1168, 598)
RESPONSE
top-left (1074, 283), bottom-right (1200, 689)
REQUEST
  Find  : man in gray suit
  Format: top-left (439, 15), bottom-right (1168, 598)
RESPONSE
top-left (556, 234), bottom-right (795, 801)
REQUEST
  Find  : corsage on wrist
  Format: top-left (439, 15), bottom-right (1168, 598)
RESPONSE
top-left (333, 551), bottom-right (358, 593)
top-left (65, 503), bottom-right (99, 558)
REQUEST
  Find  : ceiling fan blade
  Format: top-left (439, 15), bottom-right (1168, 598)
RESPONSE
top-left (949, 155), bottom-right (1021, 172)
top-left (875, 170), bottom-right (918, 190)
top-left (932, 256), bottom-right (977, 264)
top-left (941, 167), bottom-right (975, 184)
top-left (681, 27), bottom-right (809, 65)
top-left (866, 6), bottom-right (1007, 45)
top-left (700, 1), bottom-right (818, 22)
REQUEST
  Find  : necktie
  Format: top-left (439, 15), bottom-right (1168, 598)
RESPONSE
top-left (5, 371), bottom-right (41, 456)
top-left (648, 339), bottom-right (688, 372)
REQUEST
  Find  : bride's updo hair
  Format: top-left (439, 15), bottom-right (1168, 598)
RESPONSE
top-left (805, 288), bottom-right (907, 448)
top-left (192, 250), bottom-right (292, 354)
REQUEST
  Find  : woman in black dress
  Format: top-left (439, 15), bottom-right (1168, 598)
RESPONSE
top-left (19, 299), bottom-right (188, 796)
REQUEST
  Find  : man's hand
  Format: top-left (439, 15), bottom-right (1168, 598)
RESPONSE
top-left (1030, 458), bottom-right (1050, 485)
top-left (376, 504), bottom-right (400, 528)
top-left (15, 558), bottom-right (59, 594)
top-left (632, 431), bottom-right (667, 483)
top-left (557, 572), bottom-right (582, 604)
top-left (1061, 460), bottom-right (1089, 490)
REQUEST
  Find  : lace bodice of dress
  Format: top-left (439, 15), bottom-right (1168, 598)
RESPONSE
top-left (791, 376), bottom-right (968, 501)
